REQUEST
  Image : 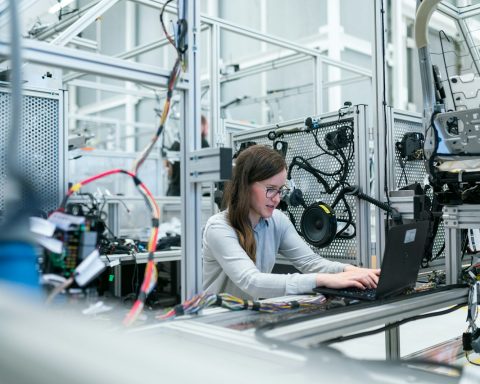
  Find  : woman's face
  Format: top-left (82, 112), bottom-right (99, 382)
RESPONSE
top-left (249, 169), bottom-right (287, 224)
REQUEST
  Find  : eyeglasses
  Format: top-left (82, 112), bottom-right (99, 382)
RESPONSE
top-left (256, 182), bottom-right (290, 199)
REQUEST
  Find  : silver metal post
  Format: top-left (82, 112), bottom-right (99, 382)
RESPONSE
top-left (211, 23), bottom-right (221, 145)
top-left (181, 0), bottom-right (202, 300)
top-left (385, 326), bottom-right (401, 359)
top-left (373, 0), bottom-right (388, 266)
top-left (445, 227), bottom-right (462, 284)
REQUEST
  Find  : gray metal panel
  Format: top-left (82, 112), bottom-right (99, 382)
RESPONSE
top-left (385, 108), bottom-right (445, 269)
top-left (232, 106), bottom-right (371, 266)
top-left (0, 86), bottom-right (66, 217)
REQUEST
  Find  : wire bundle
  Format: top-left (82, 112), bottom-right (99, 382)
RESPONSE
top-left (285, 119), bottom-right (356, 238)
top-left (131, 0), bottom-right (186, 174)
top-left (48, 3), bottom-right (188, 325)
top-left (122, 2), bottom-right (187, 326)
top-left (462, 263), bottom-right (480, 366)
top-left (157, 293), bottom-right (326, 320)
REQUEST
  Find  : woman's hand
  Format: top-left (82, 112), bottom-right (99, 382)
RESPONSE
top-left (316, 266), bottom-right (380, 290)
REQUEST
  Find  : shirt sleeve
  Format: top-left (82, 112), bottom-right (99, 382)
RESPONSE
top-left (277, 213), bottom-right (347, 274)
top-left (204, 220), bottom-right (318, 298)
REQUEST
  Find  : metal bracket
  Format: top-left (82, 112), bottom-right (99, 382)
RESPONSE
top-left (187, 147), bottom-right (232, 183)
top-left (443, 205), bottom-right (480, 228)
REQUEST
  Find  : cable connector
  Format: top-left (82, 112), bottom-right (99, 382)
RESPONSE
top-left (463, 332), bottom-right (473, 352)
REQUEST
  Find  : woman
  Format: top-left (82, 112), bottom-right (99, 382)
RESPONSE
top-left (203, 145), bottom-right (380, 300)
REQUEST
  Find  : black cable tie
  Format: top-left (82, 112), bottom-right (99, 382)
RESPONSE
top-left (215, 295), bottom-right (223, 306)
top-left (132, 175), bottom-right (142, 186)
top-left (243, 300), bottom-right (249, 309)
top-left (137, 291), bottom-right (147, 302)
top-left (290, 300), bottom-right (300, 309)
top-left (252, 301), bottom-right (261, 311)
top-left (166, 90), bottom-right (173, 99)
top-left (151, 218), bottom-right (160, 227)
top-left (174, 304), bottom-right (185, 317)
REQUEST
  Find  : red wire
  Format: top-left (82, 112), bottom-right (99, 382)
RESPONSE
top-left (68, 169), bottom-right (135, 195)
top-left (124, 300), bottom-right (142, 326)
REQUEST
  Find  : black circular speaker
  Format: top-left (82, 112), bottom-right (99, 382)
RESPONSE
top-left (300, 202), bottom-right (337, 248)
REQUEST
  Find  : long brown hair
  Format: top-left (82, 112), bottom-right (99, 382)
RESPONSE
top-left (223, 145), bottom-right (286, 262)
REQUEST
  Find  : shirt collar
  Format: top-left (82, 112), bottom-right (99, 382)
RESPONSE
top-left (253, 216), bottom-right (270, 232)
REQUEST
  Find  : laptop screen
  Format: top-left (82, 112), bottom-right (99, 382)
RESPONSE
top-left (376, 220), bottom-right (430, 298)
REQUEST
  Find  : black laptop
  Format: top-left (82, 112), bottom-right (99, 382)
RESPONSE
top-left (314, 221), bottom-right (430, 301)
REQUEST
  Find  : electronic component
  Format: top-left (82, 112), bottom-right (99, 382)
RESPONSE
top-left (68, 134), bottom-right (87, 151)
top-left (267, 125), bottom-right (309, 140)
top-left (42, 212), bottom-right (100, 281)
top-left (273, 140), bottom-right (288, 159)
top-left (300, 202), bottom-right (337, 248)
top-left (233, 141), bottom-right (256, 158)
top-left (304, 116), bottom-right (321, 130)
top-left (324, 126), bottom-right (353, 151)
top-left (395, 132), bottom-right (424, 160)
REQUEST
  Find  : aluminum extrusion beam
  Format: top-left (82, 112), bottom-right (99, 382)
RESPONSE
top-left (437, 2), bottom-right (461, 19)
top-left (35, 1), bottom-right (99, 41)
top-left (373, 0), bottom-right (388, 265)
top-left (445, 228), bottom-right (462, 284)
top-left (263, 288), bottom-right (468, 346)
top-left (62, 38), bottom-right (172, 83)
top-left (436, 2), bottom-right (480, 20)
top-left (443, 205), bottom-right (480, 228)
top-left (51, 0), bottom-right (119, 46)
top-left (68, 79), bottom-right (157, 98)
top-left (100, 250), bottom-right (181, 265)
top-left (131, 0), bottom-right (371, 78)
top-left (71, 37), bottom-right (98, 50)
top-left (201, 15), bottom-right (371, 77)
top-left (0, 39), bottom-right (186, 89)
top-left (187, 147), bottom-right (232, 183)
top-left (62, 24), bottom-right (210, 84)
top-left (220, 54), bottom-right (311, 83)
top-left (181, 0), bottom-right (202, 300)
top-left (385, 327), bottom-right (400, 359)
top-left (443, 205), bottom-right (480, 284)
top-left (210, 24), bottom-right (221, 146)
top-left (458, 3), bottom-right (480, 19)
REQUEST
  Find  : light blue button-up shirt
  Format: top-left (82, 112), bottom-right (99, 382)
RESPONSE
top-left (202, 210), bottom-right (347, 300)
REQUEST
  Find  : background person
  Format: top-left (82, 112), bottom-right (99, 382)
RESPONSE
top-left (165, 115), bottom-right (209, 196)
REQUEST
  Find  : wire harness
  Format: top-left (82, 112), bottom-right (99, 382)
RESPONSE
top-left (157, 293), bottom-right (326, 320)
top-left (462, 261), bottom-right (480, 365)
top-left (48, 1), bottom-right (188, 326)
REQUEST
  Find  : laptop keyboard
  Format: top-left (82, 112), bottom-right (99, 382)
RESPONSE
top-left (336, 287), bottom-right (377, 300)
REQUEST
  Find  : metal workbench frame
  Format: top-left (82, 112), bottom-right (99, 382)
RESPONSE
top-left (260, 288), bottom-right (468, 350)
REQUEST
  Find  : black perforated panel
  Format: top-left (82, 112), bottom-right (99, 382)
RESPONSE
top-left (233, 109), bottom-right (370, 265)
